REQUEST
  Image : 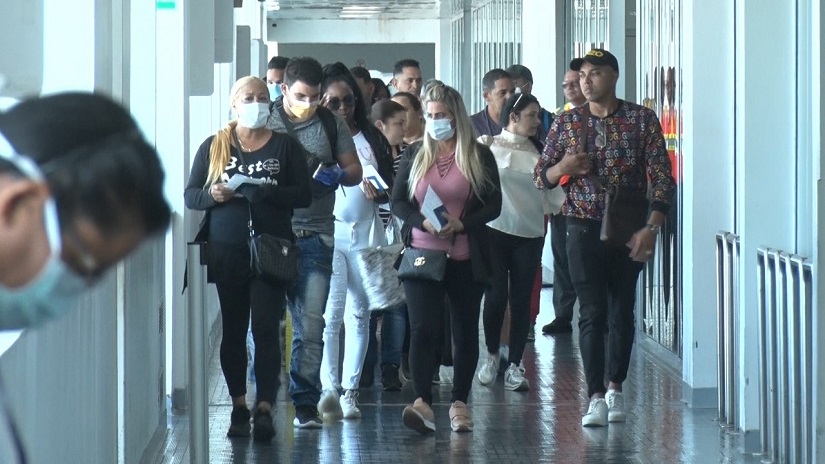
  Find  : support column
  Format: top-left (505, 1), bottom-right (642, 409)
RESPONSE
top-left (680, 0), bottom-right (735, 409)
top-left (735, 0), bottom-right (797, 451)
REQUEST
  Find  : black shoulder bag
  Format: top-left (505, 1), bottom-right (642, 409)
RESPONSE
top-left (233, 131), bottom-right (301, 283)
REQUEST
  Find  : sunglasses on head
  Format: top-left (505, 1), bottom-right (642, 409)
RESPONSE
top-left (325, 94), bottom-right (356, 111)
top-left (510, 93), bottom-right (525, 114)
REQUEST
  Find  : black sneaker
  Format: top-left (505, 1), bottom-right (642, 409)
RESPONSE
top-left (227, 405), bottom-right (251, 437)
top-left (542, 318), bottom-right (573, 335)
top-left (252, 408), bottom-right (275, 442)
top-left (381, 364), bottom-right (402, 391)
top-left (292, 405), bottom-right (322, 429)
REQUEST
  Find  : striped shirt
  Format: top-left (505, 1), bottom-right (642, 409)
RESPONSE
top-left (534, 100), bottom-right (675, 220)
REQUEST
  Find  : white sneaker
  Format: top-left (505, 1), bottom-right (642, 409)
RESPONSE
top-left (477, 352), bottom-right (499, 386)
top-left (581, 398), bottom-right (608, 427)
top-left (340, 390), bottom-right (361, 419)
top-left (504, 363), bottom-right (529, 391)
top-left (318, 389), bottom-right (343, 421)
top-left (606, 390), bottom-right (626, 422)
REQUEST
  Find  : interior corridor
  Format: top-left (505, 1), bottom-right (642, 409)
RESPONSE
top-left (149, 289), bottom-right (758, 464)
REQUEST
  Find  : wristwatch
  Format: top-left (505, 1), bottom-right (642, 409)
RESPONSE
top-left (646, 223), bottom-right (661, 235)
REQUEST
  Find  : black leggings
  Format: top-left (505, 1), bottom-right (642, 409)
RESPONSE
top-left (403, 258), bottom-right (485, 404)
top-left (482, 228), bottom-right (544, 365)
top-left (211, 244), bottom-right (286, 405)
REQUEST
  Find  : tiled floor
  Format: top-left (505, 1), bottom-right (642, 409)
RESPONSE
top-left (150, 289), bottom-right (760, 463)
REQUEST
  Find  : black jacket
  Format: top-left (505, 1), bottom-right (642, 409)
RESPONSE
top-left (391, 141), bottom-right (502, 283)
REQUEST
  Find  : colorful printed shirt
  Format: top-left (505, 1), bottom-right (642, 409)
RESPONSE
top-left (533, 100), bottom-right (675, 220)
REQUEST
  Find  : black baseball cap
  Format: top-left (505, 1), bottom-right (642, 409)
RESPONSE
top-left (570, 49), bottom-right (619, 73)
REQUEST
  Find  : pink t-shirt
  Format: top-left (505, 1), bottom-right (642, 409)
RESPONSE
top-left (410, 155), bottom-right (472, 260)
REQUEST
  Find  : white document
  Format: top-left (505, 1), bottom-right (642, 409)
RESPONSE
top-left (361, 164), bottom-right (389, 192)
top-left (226, 174), bottom-right (266, 191)
top-left (421, 185), bottom-right (448, 232)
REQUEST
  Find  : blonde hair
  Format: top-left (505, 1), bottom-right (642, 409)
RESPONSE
top-left (408, 82), bottom-right (493, 200)
top-left (204, 76), bottom-right (267, 187)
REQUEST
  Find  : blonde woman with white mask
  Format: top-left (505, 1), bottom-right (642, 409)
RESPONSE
top-left (184, 76), bottom-right (311, 443)
top-left (476, 93), bottom-right (564, 393)
top-left (391, 82), bottom-right (502, 435)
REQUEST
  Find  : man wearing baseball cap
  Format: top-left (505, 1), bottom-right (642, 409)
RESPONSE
top-left (533, 48), bottom-right (675, 427)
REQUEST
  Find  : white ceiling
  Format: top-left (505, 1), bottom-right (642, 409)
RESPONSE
top-left (263, 0), bottom-right (481, 20)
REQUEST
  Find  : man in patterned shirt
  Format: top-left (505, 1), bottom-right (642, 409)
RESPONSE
top-left (533, 49), bottom-right (675, 428)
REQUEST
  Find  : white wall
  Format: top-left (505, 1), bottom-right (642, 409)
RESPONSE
top-left (680, 0), bottom-right (735, 407)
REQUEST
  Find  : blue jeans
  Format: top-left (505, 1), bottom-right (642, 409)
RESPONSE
top-left (286, 233), bottom-right (333, 407)
top-left (365, 304), bottom-right (407, 369)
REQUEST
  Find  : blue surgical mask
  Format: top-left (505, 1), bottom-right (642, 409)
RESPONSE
top-left (267, 83), bottom-right (282, 101)
top-left (426, 118), bottom-right (455, 141)
top-left (0, 137), bottom-right (90, 329)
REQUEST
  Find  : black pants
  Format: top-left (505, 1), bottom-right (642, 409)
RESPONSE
top-left (483, 228), bottom-right (543, 365)
top-left (566, 218), bottom-right (643, 397)
top-left (211, 244), bottom-right (286, 405)
top-left (403, 259), bottom-right (485, 404)
top-left (550, 214), bottom-right (577, 322)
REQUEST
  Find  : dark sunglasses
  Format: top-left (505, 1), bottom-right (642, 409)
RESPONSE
top-left (325, 94), bottom-right (356, 111)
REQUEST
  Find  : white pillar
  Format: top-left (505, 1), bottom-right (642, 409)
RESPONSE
top-left (156, 0), bottom-right (191, 410)
top-left (810, 1), bottom-right (825, 461)
top-left (521, 0), bottom-right (562, 110)
top-left (735, 0), bottom-right (797, 449)
top-left (680, 0), bottom-right (735, 409)
top-left (607, 0), bottom-right (626, 99)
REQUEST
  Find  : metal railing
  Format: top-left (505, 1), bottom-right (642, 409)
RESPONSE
top-left (757, 248), bottom-right (814, 464)
top-left (715, 232), bottom-right (740, 428)
top-left (186, 242), bottom-right (209, 463)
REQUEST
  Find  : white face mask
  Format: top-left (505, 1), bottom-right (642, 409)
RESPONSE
top-left (0, 197), bottom-right (88, 329)
top-left (426, 117), bottom-right (455, 141)
top-left (235, 102), bottom-right (270, 129)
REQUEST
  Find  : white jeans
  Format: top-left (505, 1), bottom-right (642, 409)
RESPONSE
top-left (320, 217), bottom-right (384, 391)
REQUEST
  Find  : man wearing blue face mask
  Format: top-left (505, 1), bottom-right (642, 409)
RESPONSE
top-left (0, 92), bottom-right (171, 463)
top-left (266, 56), bottom-right (289, 101)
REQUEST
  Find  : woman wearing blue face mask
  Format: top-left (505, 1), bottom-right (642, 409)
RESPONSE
top-left (0, 92), bottom-right (172, 464)
top-left (391, 81), bottom-right (502, 435)
top-left (184, 76), bottom-right (311, 442)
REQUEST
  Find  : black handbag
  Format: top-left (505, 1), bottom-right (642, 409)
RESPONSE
top-left (600, 187), bottom-right (649, 248)
top-left (233, 134), bottom-right (301, 283)
top-left (396, 247), bottom-right (448, 282)
top-left (248, 229), bottom-right (300, 283)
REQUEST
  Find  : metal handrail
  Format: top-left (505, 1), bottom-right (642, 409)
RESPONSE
top-left (186, 242), bottom-right (209, 463)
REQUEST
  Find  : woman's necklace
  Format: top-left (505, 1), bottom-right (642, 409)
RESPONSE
top-left (237, 137), bottom-right (252, 152)
top-left (436, 151), bottom-right (456, 179)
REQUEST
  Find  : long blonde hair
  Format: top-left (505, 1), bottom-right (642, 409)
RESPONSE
top-left (408, 82), bottom-right (493, 200)
top-left (204, 76), bottom-right (266, 187)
